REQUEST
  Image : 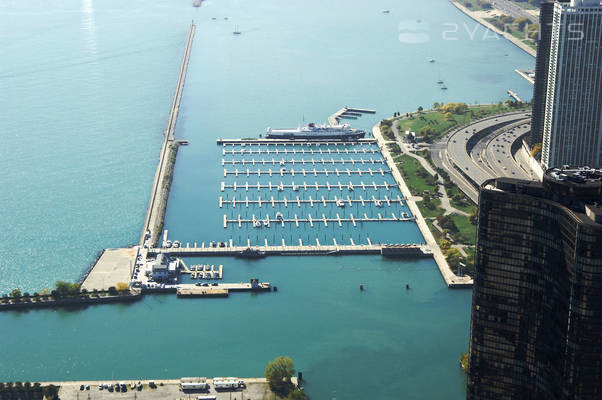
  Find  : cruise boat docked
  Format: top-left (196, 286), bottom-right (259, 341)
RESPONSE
top-left (265, 123), bottom-right (365, 140)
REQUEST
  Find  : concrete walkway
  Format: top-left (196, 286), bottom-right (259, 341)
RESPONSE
top-left (449, 0), bottom-right (536, 58)
top-left (390, 119), bottom-right (469, 217)
top-left (373, 123), bottom-right (473, 288)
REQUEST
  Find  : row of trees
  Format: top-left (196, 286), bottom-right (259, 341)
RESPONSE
top-left (0, 382), bottom-right (58, 400)
top-left (2, 281), bottom-right (131, 304)
top-left (489, 14), bottom-right (540, 41)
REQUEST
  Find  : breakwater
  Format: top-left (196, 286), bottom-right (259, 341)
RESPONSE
top-left (0, 293), bottom-right (141, 312)
top-left (140, 22), bottom-right (195, 247)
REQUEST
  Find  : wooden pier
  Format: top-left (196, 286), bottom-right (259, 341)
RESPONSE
top-left (223, 167), bottom-right (390, 177)
top-left (220, 181), bottom-right (393, 191)
top-left (219, 195), bottom-right (404, 208)
top-left (222, 147), bottom-right (379, 155)
top-left (222, 157), bottom-right (385, 165)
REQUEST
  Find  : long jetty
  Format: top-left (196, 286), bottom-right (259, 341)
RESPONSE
top-left (140, 22), bottom-right (196, 246)
top-left (151, 243), bottom-right (428, 257)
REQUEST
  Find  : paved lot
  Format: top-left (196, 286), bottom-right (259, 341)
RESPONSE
top-left (81, 248), bottom-right (136, 291)
top-left (50, 378), bottom-right (278, 400)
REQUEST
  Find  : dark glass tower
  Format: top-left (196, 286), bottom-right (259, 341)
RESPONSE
top-left (467, 167), bottom-right (602, 400)
top-left (529, 1), bottom-right (556, 147)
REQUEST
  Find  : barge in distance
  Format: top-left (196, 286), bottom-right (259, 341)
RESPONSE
top-left (265, 123), bottom-right (366, 140)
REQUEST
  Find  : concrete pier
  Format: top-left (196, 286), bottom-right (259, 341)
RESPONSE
top-left (150, 243), bottom-right (426, 257)
top-left (140, 22), bottom-right (195, 247)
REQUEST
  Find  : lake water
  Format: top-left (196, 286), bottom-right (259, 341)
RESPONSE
top-left (0, 0), bottom-right (534, 398)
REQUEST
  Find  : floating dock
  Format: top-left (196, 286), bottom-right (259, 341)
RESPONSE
top-left (217, 138), bottom-right (377, 145)
top-left (328, 107), bottom-right (376, 125)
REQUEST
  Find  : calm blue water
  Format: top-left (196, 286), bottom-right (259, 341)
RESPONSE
top-left (0, 0), bottom-right (534, 397)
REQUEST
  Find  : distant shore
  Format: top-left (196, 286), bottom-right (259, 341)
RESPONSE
top-left (449, 0), bottom-right (537, 58)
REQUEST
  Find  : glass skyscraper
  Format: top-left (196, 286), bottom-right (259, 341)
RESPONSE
top-left (467, 167), bottom-right (602, 399)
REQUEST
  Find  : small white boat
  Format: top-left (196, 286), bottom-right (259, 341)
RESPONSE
top-left (292, 184), bottom-right (298, 191)
top-left (233, 25), bottom-right (241, 35)
top-left (253, 220), bottom-right (262, 228)
top-left (279, 160), bottom-right (285, 165)
top-left (275, 212), bottom-right (284, 221)
top-left (336, 199), bottom-right (346, 208)
top-left (348, 184), bottom-right (354, 191)
top-left (165, 240), bottom-right (173, 248)
top-left (263, 220), bottom-right (270, 227)
top-left (277, 184), bottom-right (284, 192)
top-left (374, 200), bottom-right (383, 207)
top-left (429, 58), bottom-right (435, 63)
top-left (401, 212), bottom-right (410, 218)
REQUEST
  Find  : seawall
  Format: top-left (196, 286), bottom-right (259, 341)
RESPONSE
top-left (140, 22), bottom-right (195, 247)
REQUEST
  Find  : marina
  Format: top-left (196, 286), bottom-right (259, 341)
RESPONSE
top-left (0, 0), bottom-right (537, 396)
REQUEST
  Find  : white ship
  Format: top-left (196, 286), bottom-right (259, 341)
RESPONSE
top-left (265, 123), bottom-right (366, 140)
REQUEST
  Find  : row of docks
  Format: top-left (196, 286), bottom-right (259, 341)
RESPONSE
top-left (222, 147), bottom-right (379, 155)
top-left (184, 264), bottom-right (224, 280)
top-left (223, 212), bottom-right (415, 228)
top-left (219, 194), bottom-right (404, 208)
top-left (218, 138), bottom-right (376, 145)
top-left (221, 157), bottom-right (385, 166)
top-left (221, 180), bottom-right (393, 192)
top-left (155, 238), bottom-right (421, 251)
top-left (223, 167), bottom-right (390, 177)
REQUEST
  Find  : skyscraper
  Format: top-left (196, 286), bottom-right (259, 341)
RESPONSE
top-left (529, 0), bottom-right (556, 148)
top-left (467, 167), bottom-right (602, 400)
top-left (535, 0), bottom-right (602, 169)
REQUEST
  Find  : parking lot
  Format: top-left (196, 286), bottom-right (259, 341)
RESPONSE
top-left (51, 378), bottom-right (278, 400)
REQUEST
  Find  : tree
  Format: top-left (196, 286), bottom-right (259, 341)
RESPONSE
top-left (43, 384), bottom-right (59, 400)
top-left (469, 208), bottom-right (478, 225)
top-left (515, 17), bottom-right (530, 31)
top-left (265, 356), bottom-right (296, 397)
top-left (440, 240), bottom-right (452, 250)
top-left (417, 106), bottom-right (424, 113)
top-left (10, 288), bottom-right (21, 299)
top-left (55, 281), bottom-right (80, 297)
top-left (286, 389), bottom-right (307, 400)
top-left (116, 282), bottom-right (130, 293)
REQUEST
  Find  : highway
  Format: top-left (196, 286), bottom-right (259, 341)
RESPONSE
top-left (490, 0), bottom-right (537, 23)
top-left (430, 111), bottom-right (535, 203)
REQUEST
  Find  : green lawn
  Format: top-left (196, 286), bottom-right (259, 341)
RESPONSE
top-left (446, 185), bottom-right (477, 213)
top-left (396, 104), bottom-right (529, 143)
top-left (485, 17), bottom-right (538, 50)
top-left (395, 155), bottom-right (437, 195)
top-left (459, 0), bottom-right (490, 11)
top-left (418, 198), bottom-right (443, 219)
top-left (450, 213), bottom-right (477, 245)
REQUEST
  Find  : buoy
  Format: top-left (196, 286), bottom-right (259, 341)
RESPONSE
top-left (360, 284), bottom-right (364, 291)
top-left (273, 286), bottom-right (278, 292)
top-left (406, 283), bottom-right (410, 290)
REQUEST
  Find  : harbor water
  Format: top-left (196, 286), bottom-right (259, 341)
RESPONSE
top-left (0, 0), bottom-right (534, 398)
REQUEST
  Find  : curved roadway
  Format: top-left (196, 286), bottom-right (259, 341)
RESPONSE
top-left (431, 111), bottom-right (535, 202)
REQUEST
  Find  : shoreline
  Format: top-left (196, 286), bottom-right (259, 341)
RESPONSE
top-left (372, 123), bottom-right (473, 288)
top-left (449, 0), bottom-right (537, 58)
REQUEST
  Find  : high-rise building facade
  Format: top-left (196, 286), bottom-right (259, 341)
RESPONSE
top-left (467, 167), bottom-right (602, 400)
top-left (539, 0), bottom-right (602, 169)
top-left (529, 1), bottom-right (556, 147)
